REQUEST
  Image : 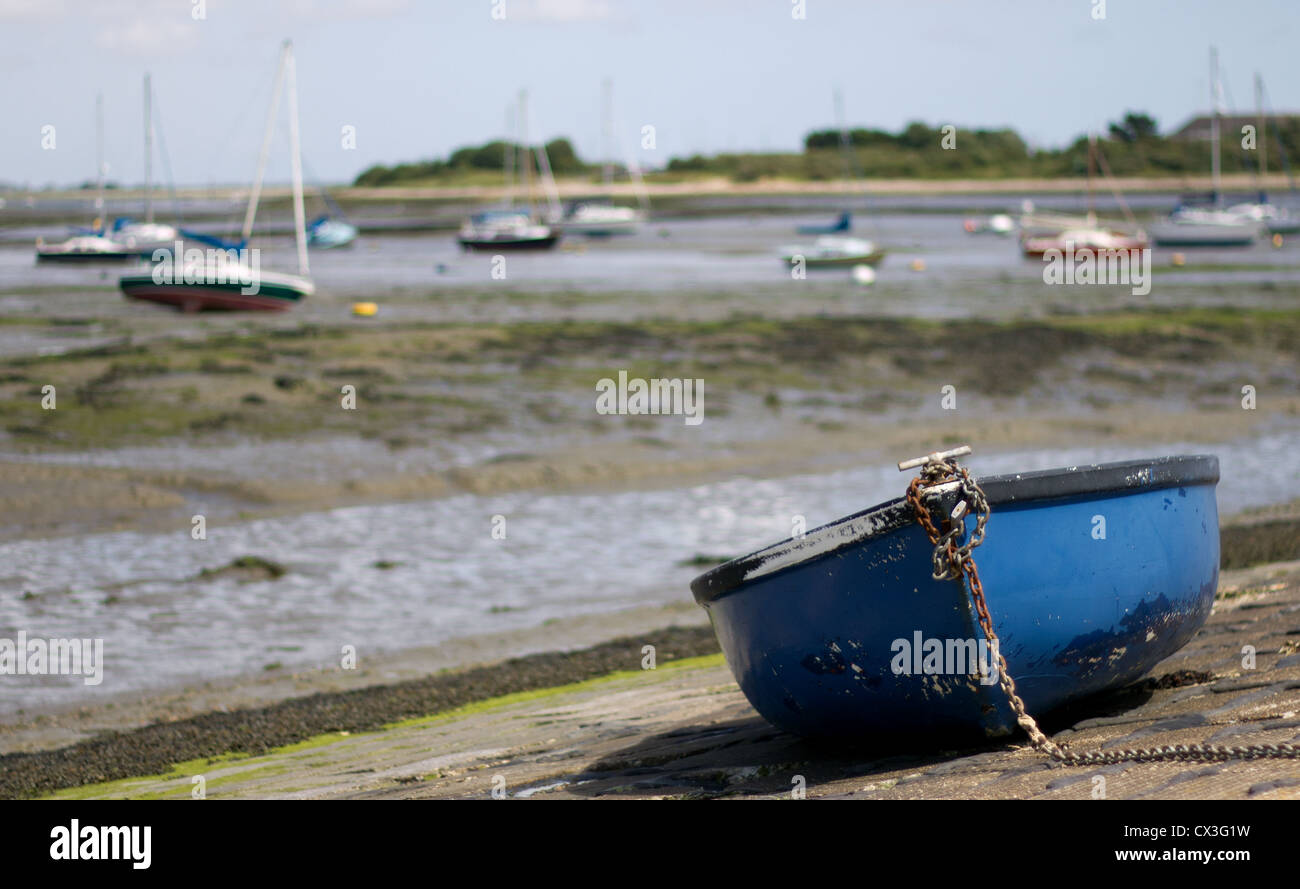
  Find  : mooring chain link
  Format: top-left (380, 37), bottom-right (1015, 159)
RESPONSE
top-left (905, 461), bottom-right (988, 581)
top-left (904, 452), bottom-right (1300, 767)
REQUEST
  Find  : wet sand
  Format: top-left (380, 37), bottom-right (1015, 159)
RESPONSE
top-left (2, 520), bottom-right (1297, 800)
top-left (0, 599), bottom-right (709, 757)
top-left (14, 554), bottom-right (1300, 801)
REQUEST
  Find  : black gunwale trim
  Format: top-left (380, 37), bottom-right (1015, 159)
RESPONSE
top-left (690, 454), bottom-right (1219, 605)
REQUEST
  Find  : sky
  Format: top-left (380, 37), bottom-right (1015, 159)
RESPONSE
top-left (2, 0), bottom-right (1298, 188)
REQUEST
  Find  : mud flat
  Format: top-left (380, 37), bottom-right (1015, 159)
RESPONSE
top-left (2, 308), bottom-right (1298, 541)
top-left (4, 521), bottom-right (1299, 801)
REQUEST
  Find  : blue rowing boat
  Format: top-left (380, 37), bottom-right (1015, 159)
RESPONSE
top-left (691, 453), bottom-right (1220, 743)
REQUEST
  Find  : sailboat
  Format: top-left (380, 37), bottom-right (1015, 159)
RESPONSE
top-left (100, 74), bottom-right (183, 256)
top-left (797, 90), bottom-right (856, 235)
top-left (1223, 74), bottom-right (1300, 235)
top-left (307, 191), bottom-right (358, 249)
top-left (307, 211), bottom-right (358, 249)
top-left (556, 199), bottom-right (641, 237)
top-left (119, 41), bottom-right (314, 311)
top-left (302, 156), bottom-right (358, 248)
top-left (1152, 49), bottom-right (1259, 248)
top-left (459, 90), bottom-right (560, 251)
top-left (553, 78), bottom-right (647, 237)
top-left (36, 94), bottom-right (139, 263)
top-left (783, 90), bottom-right (887, 267)
top-left (778, 235), bottom-right (884, 268)
top-left (1020, 133), bottom-right (1149, 257)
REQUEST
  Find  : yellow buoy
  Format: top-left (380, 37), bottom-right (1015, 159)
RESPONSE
top-left (910, 259), bottom-right (926, 272)
top-left (1273, 233), bottom-right (1284, 248)
top-left (351, 302), bottom-right (378, 317)
top-left (1171, 252), bottom-right (1186, 267)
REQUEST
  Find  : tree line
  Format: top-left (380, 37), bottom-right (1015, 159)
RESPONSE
top-left (353, 111), bottom-right (1300, 186)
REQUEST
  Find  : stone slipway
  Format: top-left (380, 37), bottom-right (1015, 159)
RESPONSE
top-left (46, 561), bottom-right (1300, 801)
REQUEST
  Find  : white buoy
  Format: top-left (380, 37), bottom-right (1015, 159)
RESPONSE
top-left (851, 264), bottom-right (876, 285)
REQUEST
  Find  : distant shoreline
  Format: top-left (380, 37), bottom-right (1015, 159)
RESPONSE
top-left (3, 172), bottom-right (1293, 206)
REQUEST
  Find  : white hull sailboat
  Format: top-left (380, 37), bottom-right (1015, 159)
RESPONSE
top-left (1152, 206), bottom-right (1260, 247)
top-left (36, 94), bottom-right (140, 263)
top-left (458, 210), bottom-right (560, 250)
top-left (114, 74), bottom-right (179, 254)
top-left (555, 199), bottom-right (642, 236)
top-left (1019, 135), bottom-right (1149, 257)
top-left (552, 78), bottom-right (647, 237)
top-left (1219, 74), bottom-right (1300, 235)
top-left (460, 90), bottom-right (560, 251)
top-left (1225, 200), bottom-right (1299, 234)
top-left (779, 235), bottom-right (884, 268)
top-left (120, 41), bottom-right (313, 311)
top-left (1152, 49), bottom-right (1258, 248)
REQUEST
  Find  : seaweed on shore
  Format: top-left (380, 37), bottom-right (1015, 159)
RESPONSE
top-left (0, 625), bottom-right (720, 800)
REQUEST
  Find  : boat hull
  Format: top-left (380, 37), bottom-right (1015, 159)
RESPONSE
top-left (783, 250), bottom-right (886, 268)
top-left (555, 222), bottom-right (638, 237)
top-left (458, 235), bottom-right (560, 251)
top-left (308, 220), bottom-right (359, 249)
top-left (119, 275), bottom-right (311, 312)
top-left (691, 456), bottom-right (1220, 744)
top-left (36, 249), bottom-right (137, 263)
top-left (1020, 244), bottom-right (1147, 259)
top-left (1151, 223), bottom-right (1256, 247)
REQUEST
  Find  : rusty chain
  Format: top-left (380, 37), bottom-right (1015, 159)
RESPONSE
top-left (904, 451), bottom-right (1300, 766)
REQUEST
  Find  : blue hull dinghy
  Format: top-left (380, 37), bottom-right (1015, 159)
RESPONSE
top-left (308, 216), bottom-right (358, 249)
top-left (690, 453), bottom-right (1220, 744)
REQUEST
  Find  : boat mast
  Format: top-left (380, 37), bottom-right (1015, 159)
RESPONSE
top-left (534, 139), bottom-right (563, 221)
top-left (503, 104), bottom-right (516, 208)
top-left (627, 152), bottom-right (650, 214)
top-left (95, 93), bottom-right (105, 226)
top-left (834, 87), bottom-right (854, 183)
top-left (604, 80), bottom-right (649, 214)
top-left (1209, 47), bottom-right (1222, 206)
top-left (242, 42), bottom-right (289, 245)
top-left (143, 73), bottom-right (153, 224)
top-left (601, 77), bottom-right (614, 189)
top-left (518, 90), bottom-right (535, 218)
top-left (285, 41), bottom-right (309, 276)
top-left (1255, 73), bottom-right (1268, 188)
top-left (1086, 131), bottom-right (1097, 227)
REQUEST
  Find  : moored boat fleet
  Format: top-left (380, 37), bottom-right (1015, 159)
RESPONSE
top-left (27, 45), bottom-right (1299, 311)
top-left (967, 50), bottom-right (1297, 256)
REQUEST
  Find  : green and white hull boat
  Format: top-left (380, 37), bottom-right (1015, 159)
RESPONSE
top-left (123, 41), bottom-right (315, 313)
top-left (120, 264), bottom-right (313, 312)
